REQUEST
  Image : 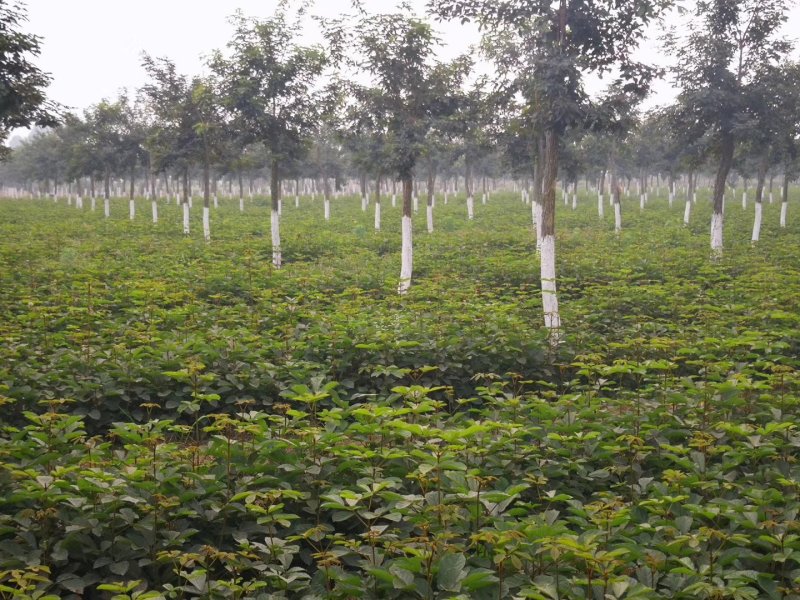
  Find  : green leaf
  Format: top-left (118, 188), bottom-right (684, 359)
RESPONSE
top-left (437, 553), bottom-right (466, 592)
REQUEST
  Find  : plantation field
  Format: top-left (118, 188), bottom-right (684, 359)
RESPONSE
top-left (1, 192), bottom-right (800, 599)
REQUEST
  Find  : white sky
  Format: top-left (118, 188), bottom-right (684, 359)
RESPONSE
top-left (21, 0), bottom-right (800, 116)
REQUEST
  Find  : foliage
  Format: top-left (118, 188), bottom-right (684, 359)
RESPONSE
top-left (0, 190), bottom-right (799, 597)
top-left (0, 0), bottom-right (59, 155)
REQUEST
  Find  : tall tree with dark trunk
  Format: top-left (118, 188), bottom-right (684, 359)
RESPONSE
top-left (325, 9), bottom-right (458, 294)
top-left (211, 8), bottom-right (326, 268)
top-left (738, 61), bottom-right (800, 242)
top-left (665, 0), bottom-right (793, 254)
top-left (431, 0), bottom-right (668, 338)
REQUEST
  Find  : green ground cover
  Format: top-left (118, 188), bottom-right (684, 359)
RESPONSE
top-left (0, 191), bottom-right (799, 599)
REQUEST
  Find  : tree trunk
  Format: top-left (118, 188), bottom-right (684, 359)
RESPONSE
top-left (598, 169), bottom-right (605, 218)
top-left (711, 135), bottom-right (734, 254)
top-left (182, 167), bottom-right (190, 235)
top-left (128, 165), bottom-right (135, 220)
top-left (360, 173), bottom-right (368, 211)
top-left (323, 175), bottom-right (331, 220)
top-left (465, 158), bottom-right (474, 220)
top-left (270, 159), bottom-right (281, 268)
top-left (104, 171), bottom-right (111, 218)
top-left (203, 154), bottom-right (211, 242)
top-left (610, 146), bottom-right (622, 233)
top-left (751, 156), bottom-right (768, 244)
top-left (238, 169), bottom-right (244, 212)
top-left (780, 171), bottom-right (789, 228)
top-left (769, 173), bottom-right (774, 203)
top-left (540, 129), bottom-right (561, 336)
top-left (150, 169), bottom-right (158, 224)
top-left (398, 175), bottom-right (413, 294)
top-left (427, 163), bottom-right (437, 234)
top-left (374, 174), bottom-right (382, 231)
top-left (742, 178), bottom-right (748, 209)
top-left (684, 170), bottom-right (694, 225)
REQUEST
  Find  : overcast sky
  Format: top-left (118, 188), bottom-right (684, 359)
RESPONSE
top-left (22, 0), bottom-right (800, 116)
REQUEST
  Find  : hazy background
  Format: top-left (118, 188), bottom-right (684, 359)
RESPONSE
top-left (22, 0), bottom-right (800, 115)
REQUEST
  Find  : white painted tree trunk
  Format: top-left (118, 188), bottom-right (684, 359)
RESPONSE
top-left (426, 204), bottom-right (433, 233)
top-left (104, 198), bottom-right (110, 218)
top-left (295, 196), bottom-right (299, 208)
top-left (413, 196), bottom-right (418, 212)
top-left (324, 198), bottom-right (330, 220)
top-left (540, 234), bottom-right (561, 331)
top-left (571, 194), bottom-right (577, 210)
top-left (669, 193), bottom-right (674, 207)
top-left (683, 198), bottom-right (691, 225)
top-left (374, 202), bottom-right (381, 230)
top-left (183, 203), bottom-right (190, 234)
top-left (780, 202), bottom-right (788, 227)
top-left (639, 194), bottom-right (645, 210)
top-left (597, 194), bottom-right (604, 218)
top-left (129, 199), bottom-right (135, 220)
top-left (391, 194), bottom-right (396, 207)
top-left (751, 202), bottom-right (762, 243)
top-left (213, 195), bottom-right (218, 209)
top-left (769, 192), bottom-right (773, 204)
top-left (467, 195), bottom-right (474, 220)
top-left (188, 197), bottom-right (193, 208)
top-left (742, 192), bottom-right (747, 209)
top-left (482, 193), bottom-right (487, 205)
top-left (398, 214), bottom-right (412, 295)
top-left (271, 209), bottom-right (281, 268)
top-left (361, 195), bottom-right (367, 211)
top-left (614, 202), bottom-right (622, 233)
top-left (444, 191), bottom-right (448, 205)
top-left (91, 197), bottom-right (96, 211)
top-left (152, 200), bottom-right (158, 224)
top-left (203, 206), bottom-right (211, 242)
top-left (711, 211), bottom-right (723, 253)
top-left (239, 197), bottom-right (244, 212)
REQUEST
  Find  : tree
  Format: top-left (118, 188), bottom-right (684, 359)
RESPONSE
top-left (141, 56), bottom-right (224, 237)
top-left (431, 0), bottom-right (668, 338)
top-left (342, 84), bottom-right (390, 229)
top-left (450, 76), bottom-right (496, 223)
top-left (83, 95), bottom-right (143, 218)
top-left (738, 60), bottom-right (800, 242)
top-left (326, 8), bottom-right (458, 294)
top-left (4, 127), bottom-right (61, 194)
top-left (420, 58), bottom-right (470, 232)
top-left (0, 1), bottom-right (59, 155)
top-left (770, 61), bottom-right (800, 228)
top-left (665, 0), bottom-right (793, 253)
top-left (211, 8), bottom-right (326, 268)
